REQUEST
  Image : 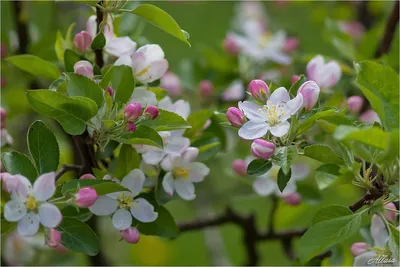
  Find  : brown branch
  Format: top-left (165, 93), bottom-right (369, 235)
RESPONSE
top-left (11, 1), bottom-right (29, 54)
top-left (348, 189), bottom-right (384, 212)
top-left (55, 164), bottom-right (83, 180)
top-left (375, 1), bottom-right (399, 58)
top-left (357, 1), bottom-right (374, 30)
top-left (95, 1), bottom-right (104, 69)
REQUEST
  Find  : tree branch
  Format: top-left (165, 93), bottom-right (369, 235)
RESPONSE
top-left (11, 1), bottom-right (29, 54)
top-left (95, 1), bottom-right (104, 69)
top-left (375, 1), bottom-right (399, 58)
top-left (55, 164), bottom-right (83, 180)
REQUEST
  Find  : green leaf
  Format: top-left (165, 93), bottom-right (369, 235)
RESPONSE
top-left (6, 55), bottom-right (60, 80)
top-left (288, 74), bottom-right (307, 96)
top-left (184, 109), bottom-right (213, 138)
top-left (27, 121), bottom-right (60, 174)
top-left (141, 109), bottom-right (191, 131)
top-left (100, 65), bottom-right (135, 104)
top-left (1, 152), bottom-right (38, 182)
top-left (64, 49), bottom-right (83, 72)
top-left (247, 159), bottom-right (272, 176)
top-left (299, 214), bottom-right (362, 263)
top-left (139, 206), bottom-right (179, 238)
top-left (148, 87), bottom-right (168, 101)
top-left (115, 125), bottom-right (163, 148)
top-left (272, 145), bottom-right (297, 175)
top-left (114, 144), bottom-right (140, 179)
top-left (312, 205), bottom-right (353, 225)
top-left (388, 223), bottom-right (400, 260)
top-left (315, 164), bottom-right (341, 190)
top-left (304, 145), bottom-right (344, 165)
top-left (155, 176), bottom-right (173, 205)
top-left (356, 61), bottom-right (399, 130)
top-left (91, 33), bottom-right (106, 50)
top-left (129, 4), bottom-right (190, 46)
top-left (191, 134), bottom-right (221, 161)
top-left (55, 31), bottom-right (65, 62)
top-left (65, 73), bottom-right (104, 107)
top-left (377, 130), bottom-right (399, 165)
top-left (56, 218), bottom-right (99, 256)
top-left (27, 90), bottom-right (97, 135)
top-left (62, 180), bottom-right (128, 195)
top-left (298, 109), bottom-right (338, 135)
top-left (277, 167), bottom-right (291, 192)
top-left (62, 206), bottom-right (92, 222)
top-left (333, 126), bottom-right (388, 149)
top-left (1, 219), bottom-right (16, 235)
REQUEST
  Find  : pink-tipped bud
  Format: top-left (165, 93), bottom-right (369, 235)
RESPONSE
top-left (251, 139), bottom-right (275, 160)
top-left (1, 43), bottom-right (7, 58)
top-left (79, 173), bottom-right (96, 180)
top-left (73, 31), bottom-right (92, 53)
top-left (232, 159), bottom-right (248, 176)
top-left (73, 60), bottom-right (94, 79)
top-left (360, 109), bottom-right (381, 125)
top-left (282, 192), bottom-right (302, 206)
top-left (122, 227), bottom-right (140, 244)
top-left (283, 37), bottom-right (299, 53)
top-left (347, 96), bottom-right (364, 114)
top-left (297, 81), bottom-right (320, 111)
top-left (75, 187), bottom-right (98, 208)
top-left (160, 72), bottom-right (182, 97)
top-left (384, 202), bottom-right (397, 222)
top-left (226, 107), bottom-right (244, 127)
top-left (223, 34), bottom-right (240, 56)
top-left (249, 79), bottom-right (269, 102)
top-left (124, 102), bottom-right (142, 121)
top-left (144, 105), bottom-right (159, 120)
top-left (46, 228), bottom-right (62, 248)
top-left (106, 87), bottom-right (114, 97)
top-left (291, 75), bottom-right (301, 85)
top-left (199, 80), bottom-right (214, 98)
top-left (127, 122), bottom-right (137, 132)
top-left (0, 107), bottom-right (6, 129)
top-left (350, 242), bottom-right (370, 257)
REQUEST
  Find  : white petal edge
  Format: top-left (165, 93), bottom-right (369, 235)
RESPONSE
top-left (162, 172), bottom-right (174, 196)
top-left (112, 208), bottom-right (133, 230)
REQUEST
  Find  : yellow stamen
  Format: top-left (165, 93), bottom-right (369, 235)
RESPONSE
top-left (173, 167), bottom-right (190, 180)
top-left (136, 67), bottom-right (149, 77)
top-left (117, 193), bottom-right (133, 209)
top-left (25, 195), bottom-right (37, 210)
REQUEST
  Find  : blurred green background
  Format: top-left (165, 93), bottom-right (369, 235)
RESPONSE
top-left (0, 0), bottom-right (396, 265)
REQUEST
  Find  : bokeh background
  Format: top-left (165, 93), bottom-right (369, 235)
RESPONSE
top-left (1, 1), bottom-right (398, 265)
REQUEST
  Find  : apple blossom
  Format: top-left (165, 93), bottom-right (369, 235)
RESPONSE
top-left (130, 88), bottom-right (158, 107)
top-left (3, 232), bottom-right (45, 265)
top-left (73, 31), bottom-right (92, 53)
top-left (144, 105), bottom-right (159, 120)
top-left (73, 60), bottom-right (94, 79)
top-left (238, 87), bottom-right (303, 139)
top-left (89, 169), bottom-right (158, 229)
top-left (360, 109), bottom-right (381, 124)
top-left (3, 173), bottom-right (62, 236)
top-left (384, 202), bottom-right (397, 222)
top-left (232, 159), bottom-right (248, 176)
top-left (122, 227), bottom-right (140, 244)
top-left (282, 192), bottom-right (302, 206)
top-left (124, 102), bottom-right (142, 121)
top-left (226, 107), bottom-right (245, 127)
top-left (79, 173), bottom-right (96, 180)
top-left (297, 81), bottom-right (320, 111)
top-left (249, 79), bottom-right (269, 102)
top-left (283, 37), bottom-right (299, 53)
top-left (160, 72), bottom-right (182, 97)
top-left (106, 87), bottom-right (114, 97)
top-left (350, 242), bottom-right (370, 257)
top-left (199, 80), bottom-right (214, 98)
top-left (347, 96), bottom-right (364, 114)
top-left (45, 228), bottom-right (61, 248)
top-left (251, 139), bottom-right (275, 160)
top-left (339, 21), bottom-right (364, 40)
top-left (291, 75), bottom-right (300, 85)
top-left (75, 187), bottom-right (98, 208)
top-left (126, 122), bottom-right (137, 132)
top-left (306, 55), bottom-right (341, 88)
top-left (158, 96), bottom-right (191, 120)
top-left (223, 34), bottom-right (240, 56)
top-left (223, 80), bottom-right (245, 101)
top-left (0, 128), bottom-right (14, 147)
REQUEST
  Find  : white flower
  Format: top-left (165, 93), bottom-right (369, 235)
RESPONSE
top-left (1, 129), bottom-right (13, 147)
top-left (306, 55), bottom-right (341, 89)
top-left (158, 96), bottom-right (191, 120)
top-left (3, 232), bottom-right (47, 265)
top-left (238, 87), bottom-right (303, 139)
top-left (4, 173), bottom-right (62, 236)
top-left (222, 80), bottom-right (245, 102)
top-left (130, 88), bottom-right (158, 106)
top-left (161, 148), bottom-right (209, 200)
top-left (89, 169), bottom-right (158, 230)
top-left (253, 164), bottom-right (309, 197)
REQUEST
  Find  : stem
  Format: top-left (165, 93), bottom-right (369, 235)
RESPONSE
top-left (11, 1), bottom-right (29, 54)
top-left (375, 1), bottom-right (399, 58)
top-left (95, 1), bottom-right (105, 69)
top-left (55, 164), bottom-right (83, 180)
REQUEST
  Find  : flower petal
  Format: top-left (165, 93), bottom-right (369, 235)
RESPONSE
top-left (238, 121), bottom-right (269, 140)
top-left (268, 87), bottom-right (290, 106)
top-left (165, 136), bottom-right (190, 156)
top-left (371, 214), bottom-right (389, 248)
top-left (38, 203), bottom-right (62, 228)
top-left (162, 172), bottom-right (174, 196)
top-left (130, 198), bottom-right (158, 222)
top-left (253, 177), bottom-right (276, 196)
top-left (223, 80), bottom-right (245, 101)
top-left (142, 149), bottom-right (165, 165)
top-left (189, 162), bottom-right (210, 183)
top-left (172, 100), bottom-right (191, 119)
top-left (285, 93), bottom-right (303, 116)
top-left (174, 179), bottom-right (196, 200)
top-left (88, 195), bottom-right (118, 216)
top-left (112, 208), bottom-right (132, 230)
top-left (136, 59), bottom-right (168, 83)
top-left (105, 36), bottom-right (137, 57)
top-left (181, 147), bottom-right (199, 164)
top-left (4, 200), bottom-right (27, 222)
top-left (353, 251), bottom-right (377, 266)
top-left (291, 164), bottom-right (310, 181)
top-left (238, 101), bottom-right (265, 122)
top-left (18, 212), bottom-right (40, 236)
top-left (269, 121), bottom-right (290, 137)
top-left (318, 61), bottom-right (341, 88)
top-left (114, 55), bottom-right (133, 67)
top-left (12, 175), bottom-right (32, 199)
top-left (306, 55), bottom-right (324, 81)
top-left (121, 169), bottom-right (145, 197)
top-left (130, 88), bottom-right (157, 106)
top-left (33, 172), bottom-right (56, 201)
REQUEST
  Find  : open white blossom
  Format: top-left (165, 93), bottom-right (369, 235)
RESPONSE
top-left (238, 87), bottom-right (303, 139)
top-left (158, 96), bottom-right (191, 120)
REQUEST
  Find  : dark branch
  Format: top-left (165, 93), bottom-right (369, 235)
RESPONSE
top-left (375, 1), bottom-right (399, 58)
top-left (95, 1), bottom-right (104, 69)
top-left (11, 1), bottom-right (29, 54)
top-left (55, 164), bottom-right (83, 180)
top-left (357, 1), bottom-right (374, 30)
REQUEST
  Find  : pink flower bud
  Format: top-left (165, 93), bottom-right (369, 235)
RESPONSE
top-left (144, 105), bottom-right (159, 120)
top-left (46, 228), bottom-right (62, 248)
top-left (350, 242), bottom-right (370, 256)
top-left (124, 102), bottom-right (142, 121)
top-left (73, 60), bottom-right (94, 79)
top-left (199, 80), bottom-right (214, 98)
top-left (283, 37), bottom-right (299, 53)
top-left (339, 21), bottom-right (364, 40)
top-left (297, 81), bottom-right (320, 111)
top-left (226, 107), bottom-right (244, 127)
top-left (122, 227), bottom-right (140, 244)
top-left (291, 75), bottom-right (300, 85)
top-left (223, 34), bottom-right (240, 56)
top-left (1, 43), bottom-right (7, 58)
top-left (347, 96), bottom-right (364, 114)
top-left (126, 122), bottom-right (137, 132)
top-left (106, 87), bottom-right (114, 97)
top-left (75, 187), bottom-right (98, 208)
top-left (384, 202), bottom-right (397, 222)
top-left (73, 31), bottom-right (92, 53)
top-left (160, 72), bottom-right (182, 97)
top-left (79, 173), bottom-right (96, 180)
top-left (251, 139), bottom-right (275, 160)
top-left (1, 107), bottom-right (6, 129)
top-left (282, 192), bottom-right (302, 206)
top-left (306, 55), bottom-right (341, 88)
top-left (249, 79), bottom-right (269, 102)
top-left (232, 159), bottom-right (248, 176)
top-left (360, 109), bottom-right (381, 124)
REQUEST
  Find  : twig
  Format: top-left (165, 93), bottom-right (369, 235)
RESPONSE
top-left (95, 1), bottom-right (104, 69)
top-left (348, 192), bottom-right (376, 212)
top-left (357, 0), bottom-right (374, 30)
top-left (11, 1), bottom-right (29, 54)
top-left (55, 164), bottom-right (83, 180)
top-left (375, 1), bottom-right (399, 58)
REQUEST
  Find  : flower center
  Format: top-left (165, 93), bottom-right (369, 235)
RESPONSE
top-left (258, 33), bottom-right (271, 48)
top-left (259, 103), bottom-right (286, 126)
top-left (173, 167), bottom-right (190, 180)
top-left (136, 66), bottom-right (149, 77)
top-left (25, 195), bottom-right (37, 210)
top-left (117, 193), bottom-right (133, 209)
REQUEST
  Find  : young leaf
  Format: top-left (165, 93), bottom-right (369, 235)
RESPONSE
top-left (155, 175), bottom-right (173, 205)
top-left (65, 73), bottom-right (104, 107)
top-left (141, 109), bottom-right (191, 131)
top-left (129, 4), bottom-right (190, 46)
top-left (62, 180), bottom-right (128, 195)
top-left (100, 65), bottom-right (135, 104)
top-left (272, 145), bottom-right (297, 175)
top-left (315, 164), bottom-right (341, 190)
top-left (288, 74), bottom-right (307, 96)
top-left (114, 144), bottom-right (140, 179)
top-left (6, 55), bottom-right (60, 80)
top-left (191, 134), bottom-right (221, 161)
top-left (297, 109), bottom-right (337, 135)
top-left (184, 109), bottom-right (213, 138)
top-left (115, 125), bottom-right (163, 148)
top-left (61, 206), bottom-right (92, 222)
top-left (303, 144), bottom-right (344, 165)
top-left (91, 33), bottom-right (106, 50)
top-left (27, 90), bottom-right (98, 135)
top-left (1, 152), bottom-right (38, 182)
top-left (388, 223), bottom-right (400, 260)
top-left (64, 49), bottom-right (83, 72)
top-left (333, 126), bottom-right (388, 149)
top-left (138, 206), bottom-right (179, 238)
top-left (57, 218), bottom-right (99, 256)
top-left (247, 159), bottom-right (272, 176)
top-left (27, 121), bottom-right (60, 175)
top-left (277, 167), bottom-right (291, 192)
top-left (312, 205), bottom-right (353, 225)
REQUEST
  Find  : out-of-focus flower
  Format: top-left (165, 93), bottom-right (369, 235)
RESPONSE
top-left (291, 75), bottom-right (300, 85)
top-left (160, 72), bottom-right (182, 97)
top-left (306, 55), bottom-right (341, 89)
top-left (75, 187), bottom-right (98, 208)
top-left (347, 96), bottom-right (364, 114)
top-left (3, 173), bottom-right (62, 236)
top-left (232, 159), bottom-right (248, 176)
top-left (122, 227), bottom-right (140, 244)
top-left (158, 96), bottom-right (191, 120)
top-left (282, 192), bottom-right (302, 206)
top-left (144, 105), bottom-right (159, 120)
top-left (360, 109), bottom-right (381, 125)
top-left (1, 129), bottom-right (13, 147)
top-left (223, 34), bottom-right (240, 56)
top-left (350, 242), bottom-right (370, 257)
top-left (126, 122), bottom-right (137, 132)
top-left (339, 21), bottom-right (365, 40)
top-left (3, 232), bottom-right (45, 265)
top-left (73, 60), bottom-right (94, 79)
top-left (249, 79), bottom-right (269, 103)
top-left (283, 37), bottom-right (299, 53)
top-left (226, 107), bottom-right (245, 127)
top-left (384, 202), bottom-right (397, 222)
top-left (124, 102), bottom-right (142, 121)
top-left (199, 80), bottom-right (214, 98)
top-left (238, 87), bottom-right (303, 139)
top-left (73, 31), bottom-right (92, 53)
top-left (297, 81), bottom-right (320, 111)
top-left (45, 228), bottom-right (61, 248)
top-left (106, 87), bottom-right (114, 97)
top-left (1, 107), bottom-right (7, 129)
top-left (251, 139), bottom-right (275, 160)
top-left (80, 174), bottom-right (96, 180)
top-left (223, 80), bottom-right (245, 101)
